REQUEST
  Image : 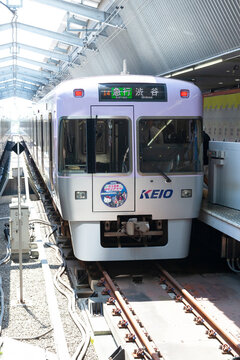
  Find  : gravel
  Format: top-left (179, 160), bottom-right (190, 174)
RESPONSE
top-left (0, 196), bottom-right (99, 359)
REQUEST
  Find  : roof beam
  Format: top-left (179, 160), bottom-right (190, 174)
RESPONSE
top-left (68, 15), bottom-right (88, 28)
top-left (0, 42), bottom-right (71, 62)
top-left (54, 45), bottom-right (69, 53)
top-left (0, 93), bottom-right (32, 100)
top-left (17, 56), bottom-right (59, 72)
top-left (0, 88), bottom-right (34, 99)
top-left (0, 66), bottom-right (13, 76)
top-left (0, 55), bottom-right (59, 71)
top-left (17, 65), bottom-right (52, 80)
top-left (16, 74), bottom-right (48, 86)
top-left (32, 0), bottom-right (107, 23)
top-left (0, 56), bottom-right (12, 63)
top-left (0, 86), bottom-right (34, 95)
top-left (0, 74), bottom-right (47, 86)
top-left (0, 23), bottom-right (12, 32)
top-left (18, 22), bottom-right (83, 47)
top-left (18, 43), bottom-right (70, 62)
top-left (0, 74), bottom-right (14, 82)
top-left (32, 0), bottom-right (123, 27)
top-left (0, 80), bottom-right (38, 91)
top-left (0, 43), bottom-right (12, 52)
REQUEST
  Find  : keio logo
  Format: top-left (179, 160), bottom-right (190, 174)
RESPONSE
top-left (140, 189), bottom-right (173, 199)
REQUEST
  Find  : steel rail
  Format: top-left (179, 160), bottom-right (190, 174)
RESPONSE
top-left (157, 264), bottom-right (240, 356)
top-left (97, 263), bottom-right (161, 360)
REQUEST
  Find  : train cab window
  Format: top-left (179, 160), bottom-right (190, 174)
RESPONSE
top-left (95, 118), bottom-right (130, 173)
top-left (138, 118), bottom-right (203, 174)
top-left (59, 117), bottom-right (130, 174)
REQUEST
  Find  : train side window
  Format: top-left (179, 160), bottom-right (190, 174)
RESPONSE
top-left (40, 115), bottom-right (44, 171)
top-left (36, 116), bottom-right (39, 164)
top-left (59, 118), bottom-right (87, 173)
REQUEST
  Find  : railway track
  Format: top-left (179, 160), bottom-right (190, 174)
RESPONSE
top-left (92, 262), bottom-right (240, 360)
top-left (156, 264), bottom-right (240, 357)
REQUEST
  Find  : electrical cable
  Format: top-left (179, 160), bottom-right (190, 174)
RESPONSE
top-left (0, 276), bottom-right (4, 335)
top-left (232, 259), bottom-right (240, 273)
top-left (45, 240), bottom-right (90, 360)
top-left (226, 258), bottom-right (240, 273)
top-left (12, 327), bottom-right (53, 340)
top-left (31, 218), bottom-right (90, 359)
top-left (0, 226), bottom-right (10, 339)
top-left (0, 228), bottom-right (11, 266)
top-left (236, 258), bottom-right (240, 270)
top-left (46, 226), bottom-right (90, 359)
top-left (29, 219), bottom-right (57, 227)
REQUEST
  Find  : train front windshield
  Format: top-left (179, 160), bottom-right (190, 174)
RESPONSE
top-left (59, 117), bottom-right (130, 174)
top-left (138, 118), bottom-right (202, 174)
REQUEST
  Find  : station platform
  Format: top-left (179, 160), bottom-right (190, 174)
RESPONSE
top-left (199, 199), bottom-right (240, 241)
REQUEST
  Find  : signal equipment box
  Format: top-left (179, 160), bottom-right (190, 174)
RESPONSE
top-left (208, 141), bottom-right (240, 210)
top-left (9, 199), bottom-right (30, 256)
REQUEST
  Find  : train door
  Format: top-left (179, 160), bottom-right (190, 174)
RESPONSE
top-left (91, 106), bottom-right (135, 212)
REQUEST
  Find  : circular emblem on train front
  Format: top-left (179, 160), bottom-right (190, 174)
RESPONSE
top-left (100, 181), bottom-right (127, 208)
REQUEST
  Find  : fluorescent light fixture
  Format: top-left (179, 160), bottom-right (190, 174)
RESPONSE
top-left (172, 67), bottom-right (194, 76)
top-left (195, 59), bottom-right (223, 70)
top-left (164, 74), bottom-right (172, 78)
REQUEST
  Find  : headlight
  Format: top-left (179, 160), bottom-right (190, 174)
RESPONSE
top-left (181, 189), bottom-right (192, 198)
top-left (75, 191), bottom-right (87, 200)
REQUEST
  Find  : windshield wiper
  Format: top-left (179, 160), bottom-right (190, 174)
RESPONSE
top-left (159, 170), bottom-right (172, 183)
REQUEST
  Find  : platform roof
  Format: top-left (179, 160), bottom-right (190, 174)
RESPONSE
top-left (0, 0), bottom-right (240, 101)
top-left (0, 0), bottom-right (119, 100)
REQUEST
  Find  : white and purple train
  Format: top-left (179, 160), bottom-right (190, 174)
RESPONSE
top-left (23, 74), bottom-right (203, 261)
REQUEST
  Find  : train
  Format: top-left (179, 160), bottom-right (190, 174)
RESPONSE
top-left (21, 74), bottom-right (203, 261)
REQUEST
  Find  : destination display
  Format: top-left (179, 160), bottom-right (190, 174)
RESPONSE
top-left (99, 83), bottom-right (167, 102)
